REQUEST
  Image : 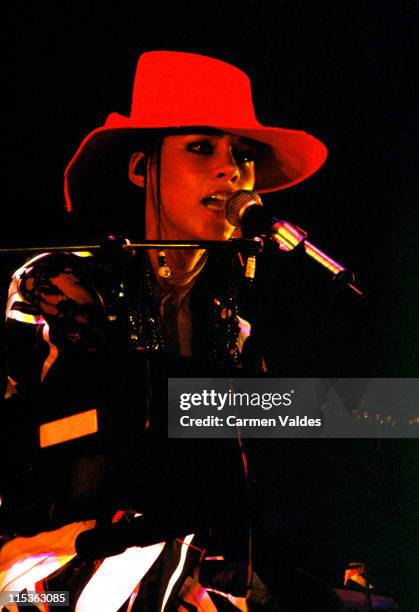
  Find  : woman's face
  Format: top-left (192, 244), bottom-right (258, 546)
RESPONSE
top-left (148, 131), bottom-right (256, 241)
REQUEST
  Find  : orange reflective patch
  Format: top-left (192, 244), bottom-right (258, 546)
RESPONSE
top-left (39, 409), bottom-right (98, 447)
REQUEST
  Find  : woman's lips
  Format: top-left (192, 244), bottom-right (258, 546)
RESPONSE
top-left (201, 194), bottom-right (229, 214)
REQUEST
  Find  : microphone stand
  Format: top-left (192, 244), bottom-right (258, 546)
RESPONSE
top-left (270, 221), bottom-right (365, 297)
top-left (0, 239), bottom-right (263, 255)
top-left (0, 234), bottom-right (362, 294)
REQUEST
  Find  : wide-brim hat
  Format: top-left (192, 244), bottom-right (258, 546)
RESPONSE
top-left (64, 51), bottom-right (327, 212)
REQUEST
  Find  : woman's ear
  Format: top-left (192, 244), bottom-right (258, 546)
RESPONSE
top-left (128, 152), bottom-right (147, 187)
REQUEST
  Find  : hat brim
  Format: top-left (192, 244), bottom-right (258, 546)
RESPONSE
top-left (226, 126), bottom-right (327, 192)
top-left (64, 121), bottom-right (327, 212)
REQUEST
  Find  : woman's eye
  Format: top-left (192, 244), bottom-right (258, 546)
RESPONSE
top-left (234, 149), bottom-right (256, 164)
top-left (185, 140), bottom-right (256, 163)
top-left (186, 141), bottom-right (214, 155)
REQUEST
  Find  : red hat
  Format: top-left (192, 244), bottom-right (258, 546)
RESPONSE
top-left (64, 51), bottom-right (327, 211)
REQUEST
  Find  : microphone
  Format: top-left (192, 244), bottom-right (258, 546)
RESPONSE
top-left (226, 190), bottom-right (363, 296)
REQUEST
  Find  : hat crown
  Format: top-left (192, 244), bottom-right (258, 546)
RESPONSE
top-left (129, 51), bottom-right (258, 128)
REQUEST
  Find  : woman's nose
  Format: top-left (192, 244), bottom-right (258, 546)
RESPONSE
top-left (215, 149), bottom-right (240, 183)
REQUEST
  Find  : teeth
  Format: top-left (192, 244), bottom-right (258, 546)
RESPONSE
top-left (202, 194), bottom-right (227, 206)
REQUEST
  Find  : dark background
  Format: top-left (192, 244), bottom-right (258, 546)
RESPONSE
top-left (1, 1), bottom-right (418, 609)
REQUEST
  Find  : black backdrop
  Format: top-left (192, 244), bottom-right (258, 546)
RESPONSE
top-left (1, 2), bottom-right (418, 609)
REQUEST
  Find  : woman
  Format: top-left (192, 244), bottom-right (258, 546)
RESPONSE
top-left (1, 51), bottom-right (327, 610)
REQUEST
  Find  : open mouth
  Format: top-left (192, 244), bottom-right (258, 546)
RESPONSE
top-left (201, 194), bottom-right (228, 214)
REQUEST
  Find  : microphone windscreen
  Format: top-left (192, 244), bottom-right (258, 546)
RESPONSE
top-left (226, 190), bottom-right (262, 227)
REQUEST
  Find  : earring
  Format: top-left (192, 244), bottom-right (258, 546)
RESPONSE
top-left (157, 250), bottom-right (172, 278)
top-left (244, 255), bottom-right (256, 284)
